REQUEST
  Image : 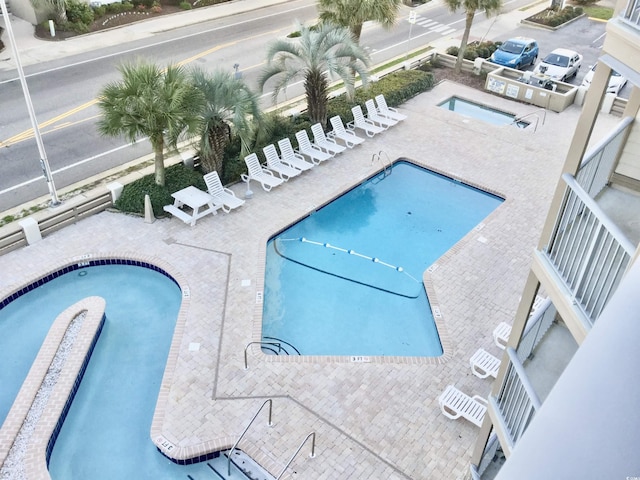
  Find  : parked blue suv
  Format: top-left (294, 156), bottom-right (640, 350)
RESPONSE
top-left (489, 37), bottom-right (539, 70)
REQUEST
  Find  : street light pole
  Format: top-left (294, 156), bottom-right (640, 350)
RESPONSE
top-left (405, 10), bottom-right (417, 69)
top-left (0, 0), bottom-right (61, 207)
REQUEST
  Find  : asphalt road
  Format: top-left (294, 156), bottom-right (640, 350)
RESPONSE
top-left (0, 0), bottom-right (609, 211)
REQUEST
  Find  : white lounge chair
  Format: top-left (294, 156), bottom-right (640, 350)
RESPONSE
top-left (469, 348), bottom-right (501, 379)
top-left (438, 385), bottom-right (487, 427)
top-left (348, 105), bottom-right (385, 137)
top-left (295, 130), bottom-right (333, 163)
top-left (241, 153), bottom-right (284, 192)
top-left (328, 115), bottom-right (365, 148)
top-left (310, 123), bottom-right (346, 156)
top-left (277, 138), bottom-right (314, 172)
top-left (493, 322), bottom-right (511, 350)
top-left (263, 144), bottom-right (301, 181)
top-left (375, 94), bottom-right (407, 122)
top-left (203, 171), bottom-right (245, 213)
top-left (365, 99), bottom-right (397, 129)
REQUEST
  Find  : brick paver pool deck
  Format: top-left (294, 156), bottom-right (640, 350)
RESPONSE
top-left (0, 82), bottom-right (620, 479)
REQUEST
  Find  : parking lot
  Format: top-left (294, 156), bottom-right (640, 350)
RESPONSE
top-left (495, 14), bottom-right (630, 97)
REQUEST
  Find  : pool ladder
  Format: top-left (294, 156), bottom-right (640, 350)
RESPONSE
top-left (510, 107), bottom-right (547, 133)
top-left (227, 399), bottom-right (316, 479)
top-left (371, 150), bottom-right (392, 177)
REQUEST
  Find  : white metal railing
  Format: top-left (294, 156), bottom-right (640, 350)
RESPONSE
top-left (545, 174), bottom-right (634, 324)
top-left (622, 0), bottom-right (640, 27)
top-left (490, 348), bottom-right (542, 449)
top-left (576, 117), bottom-right (633, 197)
top-left (516, 298), bottom-right (556, 362)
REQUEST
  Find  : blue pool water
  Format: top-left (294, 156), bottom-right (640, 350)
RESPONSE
top-left (439, 96), bottom-right (528, 128)
top-left (263, 161), bottom-right (503, 357)
top-left (0, 264), bottom-right (250, 479)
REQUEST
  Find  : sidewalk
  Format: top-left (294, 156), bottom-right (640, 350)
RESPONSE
top-left (0, 0), bottom-right (292, 71)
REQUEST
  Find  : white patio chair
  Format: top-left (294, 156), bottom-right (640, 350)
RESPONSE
top-left (493, 322), bottom-right (512, 350)
top-left (295, 130), bottom-right (333, 163)
top-left (438, 385), bottom-right (487, 427)
top-left (328, 115), bottom-right (365, 148)
top-left (469, 348), bottom-right (501, 379)
top-left (348, 105), bottom-right (385, 137)
top-left (277, 138), bottom-right (315, 172)
top-left (375, 94), bottom-right (408, 122)
top-left (365, 99), bottom-right (397, 129)
top-left (310, 123), bottom-right (346, 156)
top-left (241, 153), bottom-right (284, 192)
top-left (203, 171), bottom-right (245, 213)
top-left (262, 144), bottom-right (301, 181)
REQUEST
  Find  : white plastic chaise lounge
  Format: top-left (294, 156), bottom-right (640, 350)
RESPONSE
top-left (262, 144), bottom-right (302, 181)
top-left (438, 385), bottom-right (487, 427)
top-left (493, 322), bottom-right (511, 350)
top-left (203, 171), bottom-right (245, 213)
top-left (348, 105), bottom-right (385, 137)
top-left (310, 123), bottom-right (347, 156)
top-left (328, 115), bottom-right (365, 148)
top-left (469, 348), bottom-right (501, 379)
top-left (277, 138), bottom-right (315, 172)
top-left (365, 99), bottom-right (397, 129)
top-left (295, 130), bottom-right (333, 164)
top-left (241, 153), bottom-right (284, 192)
top-left (375, 94), bottom-right (408, 122)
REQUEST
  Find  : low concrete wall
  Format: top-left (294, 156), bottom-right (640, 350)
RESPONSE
top-left (484, 67), bottom-right (577, 113)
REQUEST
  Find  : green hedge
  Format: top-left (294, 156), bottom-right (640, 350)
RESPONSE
top-left (115, 163), bottom-right (206, 217)
top-left (116, 69), bottom-right (435, 215)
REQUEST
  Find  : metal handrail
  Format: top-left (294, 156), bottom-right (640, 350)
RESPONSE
top-left (371, 150), bottom-right (392, 176)
top-left (276, 432), bottom-right (316, 480)
top-left (244, 341), bottom-right (282, 369)
top-left (511, 108), bottom-right (547, 133)
top-left (227, 399), bottom-right (274, 476)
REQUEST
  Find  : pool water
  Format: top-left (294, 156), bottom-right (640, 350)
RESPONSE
top-left (0, 264), bottom-right (252, 479)
top-left (262, 161), bottom-right (503, 357)
top-left (439, 96), bottom-right (528, 128)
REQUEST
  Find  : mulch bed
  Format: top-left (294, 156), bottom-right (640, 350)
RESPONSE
top-left (34, 5), bottom-right (182, 40)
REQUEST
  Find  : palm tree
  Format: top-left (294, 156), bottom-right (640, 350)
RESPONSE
top-left (258, 22), bottom-right (370, 129)
top-left (97, 62), bottom-right (203, 187)
top-left (317, 0), bottom-right (403, 44)
top-left (189, 68), bottom-right (264, 177)
top-left (445, 0), bottom-right (502, 73)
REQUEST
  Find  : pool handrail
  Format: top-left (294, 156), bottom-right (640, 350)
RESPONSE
top-left (228, 399), bottom-right (274, 477)
top-left (244, 341), bottom-right (283, 369)
top-left (276, 432), bottom-right (316, 480)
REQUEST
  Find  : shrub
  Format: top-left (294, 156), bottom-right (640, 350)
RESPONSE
top-left (92, 5), bottom-right (106, 16)
top-left (446, 46), bottom-right (459, 56)
top-left (179, 1), bottom-right (192, 9)
top-left (115, 164), bottom-right (207, 216)
top-left (66, 0), bottom-right (95, 24)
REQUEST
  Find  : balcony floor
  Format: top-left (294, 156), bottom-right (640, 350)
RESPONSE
top-left (523, 320), bottom-right (578, 402)
top-left (596, 186), bottom-right (640, 246)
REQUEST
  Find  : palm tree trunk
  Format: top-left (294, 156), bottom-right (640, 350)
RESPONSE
top-left (152, 136), bottom-right (165, 186)
top-left (201, 123), bottom-right (231, 176)
top-left (305, 70), bottom-right (328, 129)
top-left (454, 11), bottom-right (475, 74)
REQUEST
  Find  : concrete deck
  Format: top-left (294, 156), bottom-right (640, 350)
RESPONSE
top-left (0, 81), bottom-right (623, 479)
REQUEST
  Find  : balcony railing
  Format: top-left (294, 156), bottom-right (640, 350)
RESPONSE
top-left (489, 348), bottom-right (542, 452)
top-left (622, 0), bottom-right (640, 27)
top-left (516, 298), bottom-right (556, 363)
top-left (544, 174), bottom-right (634, 325)
top-left (576, 117), bottom-right (633, 198)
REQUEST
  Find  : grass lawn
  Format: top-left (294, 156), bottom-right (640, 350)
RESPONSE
top-left (583, 4), bottom-right (613, 19)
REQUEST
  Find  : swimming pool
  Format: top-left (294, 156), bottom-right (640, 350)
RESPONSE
top-left (262, 161), bottom-right (503, 357)
top-left (0, 263), bottom-right (260, 479)
top-left (439, 96), bottom-right (528, 128)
